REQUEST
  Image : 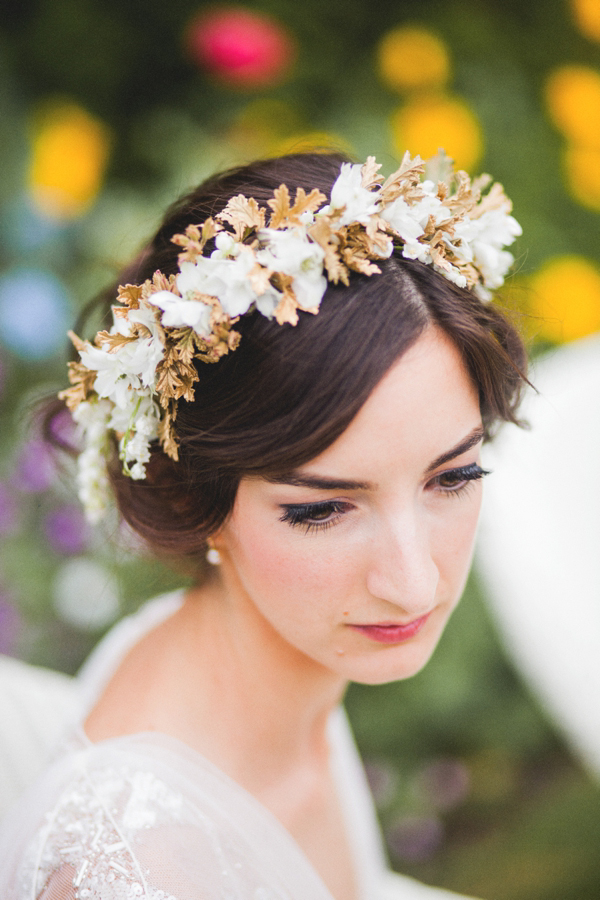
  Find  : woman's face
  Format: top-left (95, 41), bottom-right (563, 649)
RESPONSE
top-left (216, 326), bottom-right (485, 686)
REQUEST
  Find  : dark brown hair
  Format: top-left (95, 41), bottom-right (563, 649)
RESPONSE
top-left (55, 152), bottom-right (527, 564)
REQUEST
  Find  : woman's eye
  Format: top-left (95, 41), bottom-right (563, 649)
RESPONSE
top-left (433, 463), bottom-right (490, 494)
top-left (279, 500), bottom-right (350, 533)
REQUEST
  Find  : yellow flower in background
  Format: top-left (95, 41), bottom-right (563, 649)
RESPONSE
top-left (571, 0), bottom-right (600, 42)
top-left (564, 145), bottom-right (600, 210)
top-left (545, 65), bottom-right (600, 148)
top-left (530, 255), bottom-right (600, 342)
top-left (391, 95), bottom-right (483, 171)
top-left (29, 102), bottom-right (111, 220)
top-left (377, 25), bottom-right (450, 93)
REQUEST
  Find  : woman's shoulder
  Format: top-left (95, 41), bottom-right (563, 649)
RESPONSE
top-left (0, 734), bottom-right (194, 898)
top-left (0, 732), bottom-right (336, 900)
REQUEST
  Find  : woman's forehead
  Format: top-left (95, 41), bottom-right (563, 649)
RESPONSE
top-left (298, 328), bottom-right (482, 480)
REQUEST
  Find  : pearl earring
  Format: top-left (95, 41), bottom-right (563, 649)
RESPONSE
top-left (206, 539), bottom-right (221, 566)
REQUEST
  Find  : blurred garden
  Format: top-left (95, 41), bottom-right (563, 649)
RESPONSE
top-left (1, 0), bottom-right (600, 896)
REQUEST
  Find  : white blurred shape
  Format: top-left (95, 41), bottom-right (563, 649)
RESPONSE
top-left (53, 558), bottom-right (120, 631)
top-left (477, 333), bottom-right (600, 778)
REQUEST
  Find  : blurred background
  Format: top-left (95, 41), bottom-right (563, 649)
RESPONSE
top-left (1, 0), bottom-right (600, 897)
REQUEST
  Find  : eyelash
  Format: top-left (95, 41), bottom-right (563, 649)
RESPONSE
top-left (432, 462), bottom-right (490, 496)
top-left (279, 464), bottom-right (489, 534)
top-left (279, 500), bottom-right (351, 534)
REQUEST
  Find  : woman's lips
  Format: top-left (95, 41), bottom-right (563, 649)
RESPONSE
top-left (349, 613), bottom-right (430, 643)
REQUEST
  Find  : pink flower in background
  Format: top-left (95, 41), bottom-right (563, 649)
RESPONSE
top-left (185, 6), bottom-right (296, 88)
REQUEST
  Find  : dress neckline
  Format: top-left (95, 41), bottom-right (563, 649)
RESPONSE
top-left (74, 722), bottom-right (357, 900)
top-left (75, 590), bottom-right (375, 900)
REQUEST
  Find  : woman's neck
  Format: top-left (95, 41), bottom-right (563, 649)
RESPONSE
top-left (86, 575), bottom-right (347, 796)
top-left (173, 577), bottom-right (348, 787)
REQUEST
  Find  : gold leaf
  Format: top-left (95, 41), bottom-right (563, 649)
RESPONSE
top-left (269, 186), bottom-right (328, 228)
top-left (267, 185), bottom-right (291, 229)
top-left (471, 181), bottom-right (510, 218)
top-left (379, 151), bottom-right (426, 205)
top-left (66, 329), bottom-right (86, 354)
top-left (361, 156), bottom-right (383, 190)
top-left (152, 271), bottom-right (178, 293)
top-left (341, 248), bottom-right (381, 276)
top-left (307, 219), bottom-right (349, 285)
top-left (95, 331), bottom-right (137, 353)
top-left (274, 291), bottom-right (300, 326)
top-left (58, 362), bottom-right (96, 410)
top-left (248, 261), bottom-right (273, 295)
top-left (218, 194), bottom-right (265, 239)
top-left (171, 328), bottom-right (198, 365)
top-left (173, 218), bottom-right (224, 263)
top-left (290, 187), bottom-right (327, 217)
top-left (155, 358), bottom-right (198, 406)
top-left (116, 284), bottom-right (144, 309)
top-left (158, 407), bottom-right (179, 461)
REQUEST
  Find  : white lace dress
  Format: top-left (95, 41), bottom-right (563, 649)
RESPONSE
top-left (0, 592), bottom-right (476, 900)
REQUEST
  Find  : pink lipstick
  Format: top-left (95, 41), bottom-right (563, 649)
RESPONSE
top-left (349, 613), bottom-right (430, 643)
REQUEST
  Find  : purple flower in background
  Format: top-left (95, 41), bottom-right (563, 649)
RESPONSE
top-left (0, 594), bottom-right (22, 656)
top-left (386, 814), bottom-right (444, 863)
top-left (0, 481), bottom-right (19, 535)
top-left (364, 758), bottom-right (398, 809)
top-left (414, 758), bottom-right (471, 812)
top-left (14, 439), bottom-right (56, 492)
top-left (47, 406), bottom-right (76, 447)
top-left (44, 504), bottom-right (90, 555)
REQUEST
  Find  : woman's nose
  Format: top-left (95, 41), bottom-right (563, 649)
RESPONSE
top-left (365, 513), bottom-right (439, 615)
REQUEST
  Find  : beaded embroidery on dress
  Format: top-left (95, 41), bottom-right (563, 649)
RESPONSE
top-left (0, 595), bottom-right (477, 900)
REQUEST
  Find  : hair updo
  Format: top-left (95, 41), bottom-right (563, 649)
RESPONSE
top-left (56, 152), bottom-right (527, 565)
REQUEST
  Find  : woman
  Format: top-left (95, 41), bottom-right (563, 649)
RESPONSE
top-left (0, 151), bottom-right (525, 899)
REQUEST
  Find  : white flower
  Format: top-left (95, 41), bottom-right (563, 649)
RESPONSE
top-left (257, 228), bottom-right (327, 310)
top-left (106, 391), bottom-right (161, 482)
top-left (148, 289), bottom-right (213, 336)
top-left (329, 163), bottom-right (380, 225)
top-left (380, 196), bottom-right (425, 245)
top-left (254, 289), bottom-right (280, 318)
top-left (80, 333), bottom-right (163, 409)
top-left (72, 399), bottom-right (113, 522)
top-left (175, 248), bottom-right (261, 318)
top-left (435, 263), bottom-right (468, 289)
top-left (452, 207), bottom-right (522, 289)
top-left (213, 231), bottom-right (238, 258)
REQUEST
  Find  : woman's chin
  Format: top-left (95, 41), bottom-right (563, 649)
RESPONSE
top-left (334, 642), bottom-right (440, 686)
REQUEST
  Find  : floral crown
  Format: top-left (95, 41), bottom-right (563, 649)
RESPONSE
top-left (59, 152), bottom-right (521, 522)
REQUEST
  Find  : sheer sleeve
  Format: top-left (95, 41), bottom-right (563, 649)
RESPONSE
top-left (0, 734), bottom-right (337, 900)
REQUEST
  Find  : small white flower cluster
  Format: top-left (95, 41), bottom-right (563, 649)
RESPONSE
top-left (149, 221), bottom-right (329, 329)
top-left (71, 398), bottom-right (113, 523)
top-left (383, 188), bottom-right (522, 299)
top-left (63, 154), bottom-right (522, 522)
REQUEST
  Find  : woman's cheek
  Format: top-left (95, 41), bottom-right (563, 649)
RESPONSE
top-left (431, 492), bottom-right (482, 591)
top-left (230, 514), bottom-right (364, 625)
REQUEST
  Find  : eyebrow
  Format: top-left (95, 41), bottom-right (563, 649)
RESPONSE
top-left (267, 473), bottom-right (375, 491)
top-left (268, 426), bottom-right (485, 493)
top-left (424, 425), bottom-right (485, 473)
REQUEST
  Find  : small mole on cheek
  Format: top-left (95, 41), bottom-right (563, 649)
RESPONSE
top-left (342, 611), bottom-right (349, 616)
